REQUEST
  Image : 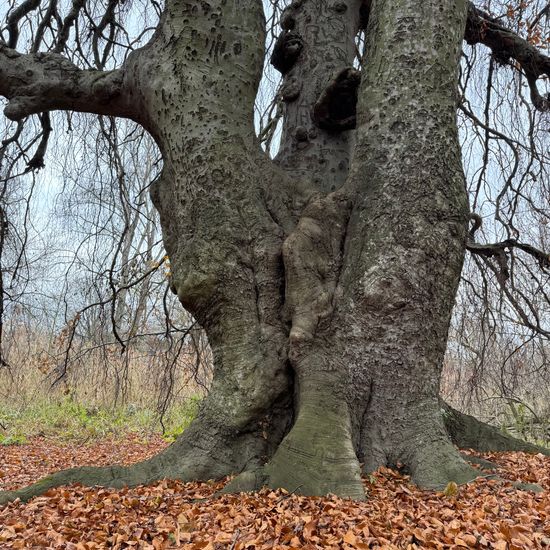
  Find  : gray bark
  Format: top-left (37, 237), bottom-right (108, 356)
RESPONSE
top-left (344, 0), bottom-right (474, 488)
top-left (442, 402), bottom-right (550, 456)
top-left (134, 0), bottom-right (300, 478)
top-left (274, 0), bottom-right (362, 191)
top-left (251, 0), bottom-right (478, 498)
top-left (0, 44), bottom-right (130, 119)
top-left (0, 0), bottom-right (547, 505)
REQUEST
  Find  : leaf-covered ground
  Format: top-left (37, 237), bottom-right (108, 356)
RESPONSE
top-left (0, 436), bottom-right (549, 549)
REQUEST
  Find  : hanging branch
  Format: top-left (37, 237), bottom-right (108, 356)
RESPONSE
top-left (465, 3), bottom-right (550, 111)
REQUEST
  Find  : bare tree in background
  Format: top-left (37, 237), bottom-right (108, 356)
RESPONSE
top-left (442, 1), bottom-right (550, 439)
top-left (0, 56), bottom-right (208, 413)
top-left (1, 0), bottom-right (550, 504)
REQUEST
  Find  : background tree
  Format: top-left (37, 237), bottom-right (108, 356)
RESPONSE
top-left (0, 0), bottom-right (549, 504)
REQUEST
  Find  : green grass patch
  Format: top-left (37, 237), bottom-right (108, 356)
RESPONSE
top-left (0, 433), bottom-right (27, 446)
top-left (160, 395), bottom-right (201, 442)
top-left (0, 396), bottom-right (201, 442)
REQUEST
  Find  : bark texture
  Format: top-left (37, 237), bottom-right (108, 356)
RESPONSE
top-left (246, 0), bottom-right (480, 498)
top-left (273, 0), bottom-right (362, 191)
top-left (343, 0), bottom-right (475, 490)
top-left (442, 402), bottom-right (550, 456)
top-left (132, 0), bottom-right (299, 481)
top-left (0, 44), bottom-right (130, 119)
top-left (0, 0), bottom-right (548, 506)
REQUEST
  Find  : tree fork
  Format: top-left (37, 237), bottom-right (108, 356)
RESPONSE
top-left (220, 0), bottom-right (482, 497)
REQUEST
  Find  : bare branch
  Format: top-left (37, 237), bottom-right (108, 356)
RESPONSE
top-left (466, 2), bottom-right (550, 111)
top-left (467, 219), bottom-right (550, 285)
top-left (55, 0), bottom-right (85, 53)
top-left (6, 0), bottom-right (41, 49)
top-left (25, 111), bottom-right (51, 170)
top-left (0, 44), bottom-right (132, 120)
top-left (528, 2), bottom-right (550, 33)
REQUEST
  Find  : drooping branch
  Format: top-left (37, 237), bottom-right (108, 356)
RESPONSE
top-left (0, 43), bottom-right (132, 120)
top-left (465, 2), bottom-right (550, 111)
top-left (467, 239), bottom-right (550, 277)
top-left (25, 110), bottom-right (52, 170)
top-left (5, 0), bottom-right (42, 49)
top-left (529, 2), bottom-right (550, 32)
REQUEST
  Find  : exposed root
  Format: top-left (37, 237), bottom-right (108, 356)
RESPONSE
top-left (0, 404), bottom-right (272, 506)
top-left (263, 443), bottom-right (365, 500)
top-left (3, 399), bottom-right (546, 506)
top-left (409, 447), bottom-right (542, 493)
top-left (393, 402), bottom-right (549, 491)
top-left (460, 453), bottom-right (498, 471)
top-left (405, 439), bottom-right (479, 490)
top-left (221, 469), bottom-right (268, 495)
top-left (0, 431), bottom-right (255, 506)
top-left (357, 401), bottom-right (543, 492)
top-left (441, 401), bottom-right (550, 455)
top-left (511, 481), bottom-right (543, 493)
top-left (258, 398), bottom-right (364, 500)
top-left (0, 464), bottom-right (144, 506)
top-left (267, 190), bottom-right (363, 500)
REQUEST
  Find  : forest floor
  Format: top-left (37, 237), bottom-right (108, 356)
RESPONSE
top-left (0, 435), bottom-right (548, 549)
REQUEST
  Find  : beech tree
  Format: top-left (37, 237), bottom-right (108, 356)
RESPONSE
top-left (1, 0), bottom-right (550, 503)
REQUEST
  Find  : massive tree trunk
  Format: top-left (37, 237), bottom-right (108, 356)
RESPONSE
top-left (257, 0), bottom-right (478, 498)
top-left (1, 0), bottom-right (548, 505)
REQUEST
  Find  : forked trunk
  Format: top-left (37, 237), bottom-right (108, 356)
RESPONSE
top-left (152, 0), bottom-right (478, 498)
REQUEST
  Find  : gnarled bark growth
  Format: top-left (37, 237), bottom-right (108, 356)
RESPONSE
top-left (1, 0), bottom-right (549, 506)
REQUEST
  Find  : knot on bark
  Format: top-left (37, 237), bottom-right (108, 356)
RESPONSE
top-left (361, 264), bottom-right (412, 313)
top-left (468, 212), bottom-right (482, 240)
top-left (270, 31), bottom-right (303, 75)
top-left (312, 68), bottom-right (360, 132)
top-left (280, 76), bottom-right (302, 102)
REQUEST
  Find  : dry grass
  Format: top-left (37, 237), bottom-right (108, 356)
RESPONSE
top-left (0, 324), bottom-right (209, 441)
top-left (1, 322), bottom-right (548, 446)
